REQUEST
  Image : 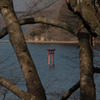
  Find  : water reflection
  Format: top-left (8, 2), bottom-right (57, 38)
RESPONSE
top-left (48, 64), bottom-right (55, 69)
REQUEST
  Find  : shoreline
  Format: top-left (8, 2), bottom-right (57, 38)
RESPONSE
top-left (0, 40), bottom-right (100, 44)
top-left (0, 40), bottom-right (79, 44)
top-left (26, 40), bottom-right (79, 44)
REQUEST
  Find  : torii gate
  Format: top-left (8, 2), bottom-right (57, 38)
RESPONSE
top-left (47, 49), bottom-right (55, 65)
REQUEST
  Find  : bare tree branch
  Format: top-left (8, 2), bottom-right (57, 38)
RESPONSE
top-left (0, 28), bottom-right (8, 39)
top-left (0, 17), bottom-right (69, 38)
top-left (0, 17), bottom-right (83, 39)
top-left (94, 67), bottom-right (100, 73)
top-left (60, 66), bottom-right (100, 100)
top-left (60, 81), bottom-right (80, 100)
top-left (21, 0), bottom-right (59, 17)
top-left (0, 76), bottom-right (33, 100)
top-left (66, 0), bottom-right (74, 12)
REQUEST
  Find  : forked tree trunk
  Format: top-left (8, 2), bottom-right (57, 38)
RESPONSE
top-left (0, 0), bottom-right (46, 100)
top-left (78, 29), bottom-right (96, 100)
top-left (75, 0), bottom-right (100, 36)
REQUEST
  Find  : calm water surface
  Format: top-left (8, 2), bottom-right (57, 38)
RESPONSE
top-left (0, 43), bottom-right (100, 100)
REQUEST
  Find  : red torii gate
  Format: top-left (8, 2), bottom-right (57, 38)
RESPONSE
top-left (47, 49), bottom-right (55, 65)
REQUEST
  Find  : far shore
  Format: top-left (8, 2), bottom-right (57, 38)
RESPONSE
top-left (0, 40), bottom-right (100, 44)
top-left (0, 40), bottom-right (79, 44)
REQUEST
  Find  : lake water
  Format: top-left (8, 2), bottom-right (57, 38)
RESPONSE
top-left (0, 42), bottom-right (100, 100)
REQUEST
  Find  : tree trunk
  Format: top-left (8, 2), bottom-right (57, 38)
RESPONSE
top-left (78, 28), bottom-right (96, 100)
top-left (75, 0), bottom-right (100, 36)
top-left (0, 0), bottom-right (46, 100)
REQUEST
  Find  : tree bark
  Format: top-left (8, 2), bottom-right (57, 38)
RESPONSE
top-left (0, 0), bottom-right (46, 100)
top-left (60, 66), bottom-right (100, 100)
top-left (0, 76), bottom-right (33, 100)
top-left (0, 17), bottom-right (83, 39)
top-left (78, 28), bottom-right (96, 100)
top-left (94, 67), bottom-right (100, 73)
top-left (75, 0), bottom-right (100, 36)
top-left (60, 81), bottom-right (80, 100)
top-left (0, 0), bottom-right (99, 100)
top-left (0, 17), bottom-right (70, 39)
